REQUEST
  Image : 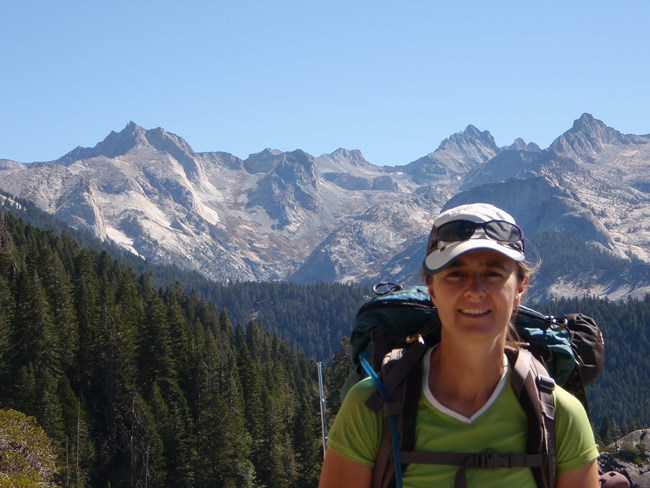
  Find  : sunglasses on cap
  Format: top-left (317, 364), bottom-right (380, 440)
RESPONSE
top-left (427, 219), bottom-right (524, 253)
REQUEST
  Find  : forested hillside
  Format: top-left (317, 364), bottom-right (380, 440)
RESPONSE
top-left (0, 192), bottom-right (369, 365)
top-left (0, 211), bottom-right (323, 487)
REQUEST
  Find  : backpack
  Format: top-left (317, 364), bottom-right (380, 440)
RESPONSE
top-left (343, 282), bottom-right (606, 488)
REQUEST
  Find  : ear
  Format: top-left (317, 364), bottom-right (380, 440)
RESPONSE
top-left (426, 280), bottom-right (437, 306)
top-left (515, 275), bottom-right (528, 306)
top-left (518, 275), bottom-right (528, 294)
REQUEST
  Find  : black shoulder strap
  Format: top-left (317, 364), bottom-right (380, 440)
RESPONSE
top-left (508, 348), bottom-right (557, 488)
top-left (368, 341), bottom-right (428, 488)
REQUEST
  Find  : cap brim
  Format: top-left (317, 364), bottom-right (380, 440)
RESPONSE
top-left (423, 238), bottom-right (524, 274)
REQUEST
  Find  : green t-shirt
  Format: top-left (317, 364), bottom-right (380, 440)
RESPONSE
top-left (327, 349), bottom-right (598, 487)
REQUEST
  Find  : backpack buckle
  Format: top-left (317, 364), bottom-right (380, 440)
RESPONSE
top-left (537, 374), bottom-right (556, 394)
top-left (475, 450), bottom-right (511, 469)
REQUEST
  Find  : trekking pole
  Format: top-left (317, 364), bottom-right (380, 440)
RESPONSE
top-left (317, 361), bottom-right (328, 458)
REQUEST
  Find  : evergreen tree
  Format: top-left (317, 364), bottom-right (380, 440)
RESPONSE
top-left (38, 247), bottom-right (78, 373)
top-left (138, 284), bottom-right (177, 397)
top-left (72, 248), bottom-right (101, 401)
top-left (0, 211), bottom-right (19, 282)
top-left (291, 380), bottom-right (322, 488)
top-left (58, 378), bottom-right (95, 487)
top-left (235, 324), bottom-right (265, 480)
top-left (196, 326), bottom-right (254, 487)
top-left (326, 337), bottom-right (352, 419)
top-left (0, 276), bottom-right (12, 396)
top-left (10, 262), bottom-right (66, 450)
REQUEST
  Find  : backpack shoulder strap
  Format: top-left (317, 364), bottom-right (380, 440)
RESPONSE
top-left (508, 347), bottom-right (557, 488)
top-left (367, 341), bottom-right (428, 488)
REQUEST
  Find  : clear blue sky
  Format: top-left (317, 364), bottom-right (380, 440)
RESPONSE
top-left (2, 0), bottom-right (649, 166)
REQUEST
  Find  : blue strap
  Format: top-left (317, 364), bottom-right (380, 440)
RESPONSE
top-left (359, 351), bottom-right (404, 488)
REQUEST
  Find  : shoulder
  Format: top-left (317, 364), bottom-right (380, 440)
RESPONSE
top-left (553, 384), bottom-right (589, 420)
top-left (345, 376), bottom-right (379, 401)
top-left (326, 378), bottom-right (382, 466)
top-left (553, 384), bottom-right (599, 473)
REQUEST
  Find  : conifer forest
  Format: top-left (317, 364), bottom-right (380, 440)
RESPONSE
top-left (0, 206), bottom-right (649, 487)
top-left (0, 212), bottom-right (323, 487)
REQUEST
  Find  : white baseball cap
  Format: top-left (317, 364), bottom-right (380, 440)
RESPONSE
top-left (423, 203), bottom-right (525, 274)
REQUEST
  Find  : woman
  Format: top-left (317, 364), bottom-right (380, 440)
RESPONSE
top-left (319, 203), bottom-right (599, 487)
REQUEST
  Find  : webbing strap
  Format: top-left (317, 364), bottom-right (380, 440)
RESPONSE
top-left (368, 343), bottom-right (429, 488)
top-left (400, 450), bottom-right (546, 488)
top-left (400, 450), bottom-right (546, 468)
top-left (383, 341), bottom-right (427, 395)
top-left (367, 341), bottom-right (428, 412)
top-left (361, 352), bottom-right (404, 488)
top-left (507, 348), bottom-right (557, 488)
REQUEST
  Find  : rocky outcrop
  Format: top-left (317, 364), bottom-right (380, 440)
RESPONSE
top-left (599, 429), bottom-right (650, 488)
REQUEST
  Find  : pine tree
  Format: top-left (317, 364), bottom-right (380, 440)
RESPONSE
top-left (58, 377), bottom-right (95, 487)
top-left (138, 283), bottom-right (177, 397)
top-left (0, 276), bottom-right (12, 397)
top-left (326, 337), bottom-right (352, 418)
top-left (38, 247), bottom-right (78, 373)
top-left (291, 380), bottom-right (322, 488)
top-left (0, 211), bottom-right (18, 282)
top-left (72, 248), bottom-right (101, 401)
top-left (10, 261), bottom-right (66, 450)
top-left (196, 326), bottom-right (254, 487)
top-left (236, 325), bottom-right (265, 475)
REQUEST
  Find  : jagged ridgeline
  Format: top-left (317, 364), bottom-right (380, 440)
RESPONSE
top-left (0, 209), bottom-right (326, 487)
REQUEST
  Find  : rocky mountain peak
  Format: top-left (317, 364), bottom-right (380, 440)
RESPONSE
top-left (106, 120), bottom-right (148, 146)
top-left (274, 150), bottom-right (318, 186)
top-left (243, 148), bottom-right (284, 174)
top-left (506, 138), bottom-right (542, 152)
top-left (550, 113), bottom-right (625, 163)
top-left (55, 121), bottom-right (148, 165)
top-left (140, 125), bottom-right (203, 182)
top-left (329, 148), bottom-right (370, 167)
top-left (404, 125), bottom-right (499, 181)
top-left (56, 121), bottom-right (202, 169)
top-left (438, 124), bottom-right (498, 153)
top-left (3, 116), bottom-right (650, 301)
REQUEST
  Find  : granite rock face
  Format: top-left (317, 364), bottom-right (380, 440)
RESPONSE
top-left (2, 115), bottom-right (650, 300)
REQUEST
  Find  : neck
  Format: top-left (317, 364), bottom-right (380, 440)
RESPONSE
top-left (428, 338), bottom-right (506, 417)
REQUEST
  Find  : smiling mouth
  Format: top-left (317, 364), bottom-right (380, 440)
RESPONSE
top-left (459, 308), bottom-right (490, 316)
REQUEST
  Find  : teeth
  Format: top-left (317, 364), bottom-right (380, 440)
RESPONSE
top-left (461, 309), bottom-right (489, 315)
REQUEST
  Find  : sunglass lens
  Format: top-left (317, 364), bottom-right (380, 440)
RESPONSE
top-left (438, 221), bottom-right (478, 241)
top-left (484, 221), bottom-right (521, 242)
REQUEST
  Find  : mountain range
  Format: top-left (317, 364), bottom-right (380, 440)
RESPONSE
top-left (2, 113), bottom-right (650, 301)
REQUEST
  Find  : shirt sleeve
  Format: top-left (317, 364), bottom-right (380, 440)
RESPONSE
top-left (554, 385), bottom-right (600, 473)
top-left (326, 378), bottom-right (382, 466)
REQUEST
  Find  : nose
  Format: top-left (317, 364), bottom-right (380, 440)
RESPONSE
top-left (463, 273), bottom-right (486, 298)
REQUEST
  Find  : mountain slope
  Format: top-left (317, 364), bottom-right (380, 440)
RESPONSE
top-left (2, 115), bottom-right (650, 300)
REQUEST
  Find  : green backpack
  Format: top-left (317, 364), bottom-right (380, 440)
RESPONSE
top-left (342, 282), bottom-right (605, 488)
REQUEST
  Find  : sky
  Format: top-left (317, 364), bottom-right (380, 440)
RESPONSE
top-left (2, 0), bottom-right (649, 166)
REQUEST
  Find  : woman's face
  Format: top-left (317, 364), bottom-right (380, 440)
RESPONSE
top-left (427, 249), bottom-right (527, 345)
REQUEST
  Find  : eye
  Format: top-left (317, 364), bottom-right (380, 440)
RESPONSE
top-left (485, 269), bottom-right (506, 280)
top-left (444, 270), bottom-right (465, 280)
